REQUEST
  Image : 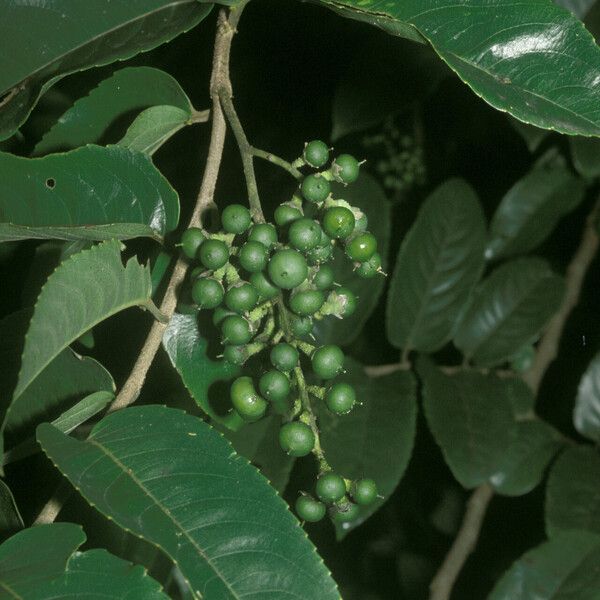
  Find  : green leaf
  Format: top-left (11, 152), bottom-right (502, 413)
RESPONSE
top-left (34, 66), bottom-right (193, 155)
top-left (488, 531), bottom-right (600, 600)
top-left (490, 420), bottom-right (564, 496)
top-left (546, 446), bottom-right (600, 538)
top-left (386, 179), bottom-right (485, 353)
top-left (317, 359), bottom-right (417, 539)
top-left (0, 480), bottom-right (23, 542)
top-left (0, 145), bottom-right (179, 242)
top-left (574, 353), bottom-right (600, 442)
top-left (570, 136), bottom-right (600, 179)
top-left (163, 312), bottom-right (242, 430)
top-left (0, 523), bottom-right (85, 597)
top-left (506, 377), bottom-right (536, 419)
top-left (314, 173), bottom-right (391, 347)
top-left (454, 258), bottom-right (565, 367)
top-left (486, 166), bottom-right (585, 261)
top-left (37, 405), bottom-right (340, 600)
top-left (118, 105), bottom-right (192, 155)
top-left (14, 240), bottom-right (151, 402)
top-left (314, 0), bottom-right (600, 136)
top-left (418, 359), bottom-right (516, 489)
top-left (0, 1), bottom-right (212, 141)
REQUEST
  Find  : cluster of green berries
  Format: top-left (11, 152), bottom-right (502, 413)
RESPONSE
top-left (180, 140), bottom-right (383, 524)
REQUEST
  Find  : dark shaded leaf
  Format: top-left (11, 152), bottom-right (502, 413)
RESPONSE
top-left (0, 480), bottom-right (23, 542)
top-left (574, 352), bottom-right (600, 442)
top-left (570, 136), bottom-right (600, 179)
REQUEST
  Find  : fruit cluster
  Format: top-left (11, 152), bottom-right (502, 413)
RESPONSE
top-left (180, 141), bottom-right (383, 523)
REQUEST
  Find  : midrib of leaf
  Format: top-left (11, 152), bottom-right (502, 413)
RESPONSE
top-left (0, 581), bottom-right (20, 600)
top-left (85, 437), bottom-right (241, 600)
top-left (4, 0), bottom-right (200, 93)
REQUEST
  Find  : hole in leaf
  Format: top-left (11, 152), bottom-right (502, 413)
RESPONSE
top-left (45, 178), bottom-right (56, 189)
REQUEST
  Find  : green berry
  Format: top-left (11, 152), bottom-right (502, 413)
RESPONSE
top-left (351, 479), bottom-right (378, 506)
top-left (313, 264), bottom-right (335, 291)
top-left (312, 345), bottom-right (344, 380)
top-left (295, 495), bottom-right (326, 522)
top-left (305, 242), bottom-right (333, 265)
top-left (288, 218), bottom-right (322, 252)
top-left (303, 140), bottom-right (330, 168)
top-left (301, 174), bottom-right (330, 203)
top-left (191, 278), bottom-right (223, 309)
top-left (239, 241), bottom-right (269, 273)
top-left (289, 289), bottom-right (325, 316)
top-left (268, 249), bottom-right (308, 289)
top-left (332, 502), bottom-right (360, 523)
top-left (290, 315), bottom-right (313, 338)
top-left (325, 383), bottom-right (356, 414)
top-left (274, 204), bottom-right (303, 227)
top-left (221, 315), bottom-right (253, 345)
top-left (322, 206), bottom-right (355, 240)
top-left (222, 204), bottom-right (251, 234)
top-left (230, 376), bottom-right (267, 422)
top-left (223, 345), bottom-right (249, 366)
top-left (199, 239), bottom-right (229, 270)
top-left (248, 223), bottom-right (278, 248)
top-left (354, 213), bottom-right (368, 232)
top-left (332, 154), bottom-right (360, 184)
top-left (213, 306), bottom-right (235, 326)
top-left (259, 370), bottom-right (290, 402)
top-left (279, 422), bottom-right (315, 456)
top-left (249, 271), bottom-right (280, 300)
top-left (225, 282), bottom-right (259, 313)
top-left (316, 472), bottom-right (346, 503)
top-left (356, 252), bottom-right (382, 278)
top-left (345, 232), bottom-right (377, 262)
top-left (181, 227), bottom-right (206, 259)
top-left (190, 266), bottom-right (205, 280)
top-left (510, 345), bottom-right (536, 373)
top-left (336, 287), bottom-right (357, 317)
top-left (270, 343), bottom-right (299, 372)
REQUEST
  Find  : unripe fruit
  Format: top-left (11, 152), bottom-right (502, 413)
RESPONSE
top-left (191, 278), bottom-right (223, 309)
top-left (239, 241), bottom-right (269, 273)
top-left (289, 289), bottom-right (325, 316)
top-left (306, 242), bottom-right (333, 265)
top-left (312, 345), bottom-right (344, 380)
top-left (221, 315), bottom-right (253, 345)
top-left (290, 314), bottom-right (313, 338)
top-left (274, 204), bottom-right (303, 227)
top-left (222, 204), bottom-right (251, 234)
top-left (510, 344), bottom-right (536, 373)
top-left (212, 306), bottom-right (236, 326)
top-left (345, 232), bottom-right (377, 262)
top-left (332, 154), bottom-right (360, 184)
top-left (249, 271), bottom-right (280, 300)
top-left (230, 376), bottom-right (267, 422)
top-left (248, 223), bottom-right (278, 248)
top-left (224, 282), bottom-right (259, 313)
top-left (303, 140), bottom-right (329, 168)
top-left (199, 239), bottom-right (229, 270)
top-left (351, 479), bottom-right (378, 506)
top-left (313, 264), bottom-right (335, 290)
top-left (332, 502), bottom-right (360, 523)
top-left (259, 370), bottom-right (290, 402)
top-left (301, 174), bottom-right (330, 203)
top-left (325, 383), bottom-right (356, 414)
top-left (322, 206), bottom-right (355, 240)
top-left (288, 218), bottom-right (322, 252)
top-left (335, 286), bottom-right (357, 317)
top-left (268, 249), bottom-right (308, 289)
top-left (296, 495), bottom-right (327, 522)
top-left (356, 252), bottom-right (382, 278)
top-left (316, 472), bottom-right (346, 503)
top-left (181, 227), bottom-right (206, 259)
top-left (270, 343), bottom-right (299, 372)
top-left (223, 345), bottom-right (248, 366)
top-left (279, 422), bottom-right (315, 456)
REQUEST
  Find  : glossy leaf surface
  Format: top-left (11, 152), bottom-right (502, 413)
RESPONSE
top-left (486, 166), bottom-right (585, 261)
top-left (37, 405), bottom-right (340, 600)
top-left (386, 179), bottom-right (485, 353)
top-left (418, 359), bottom-right (515, 489)
top-left (34, 67), bottom-right (192, 155)
top-left (574, 352), bottom-right (600, 442)
top-left (0, 145), bottom-right (179, 242)
top-left (546, 446), bottom-right (600, 538)
top-left (162, 312), bottom-right (242, 430)
top-left (317, 359), bottom-right (417, 539)
top-left (14, 240), bottom-right (151, 401)
top-left (454, 258), bottom-right (565, 367)
top-left (0, 1), bottom-right (212, 140)
top-left (315, 0), bottom-right (600, 135)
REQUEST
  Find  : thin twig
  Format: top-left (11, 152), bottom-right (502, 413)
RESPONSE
top-left (428, 198), bottom-right (600, 600)
top-left (251, 146), bottom-right (303, 179)
top-left (34, 4), bottom-right (246, 525)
